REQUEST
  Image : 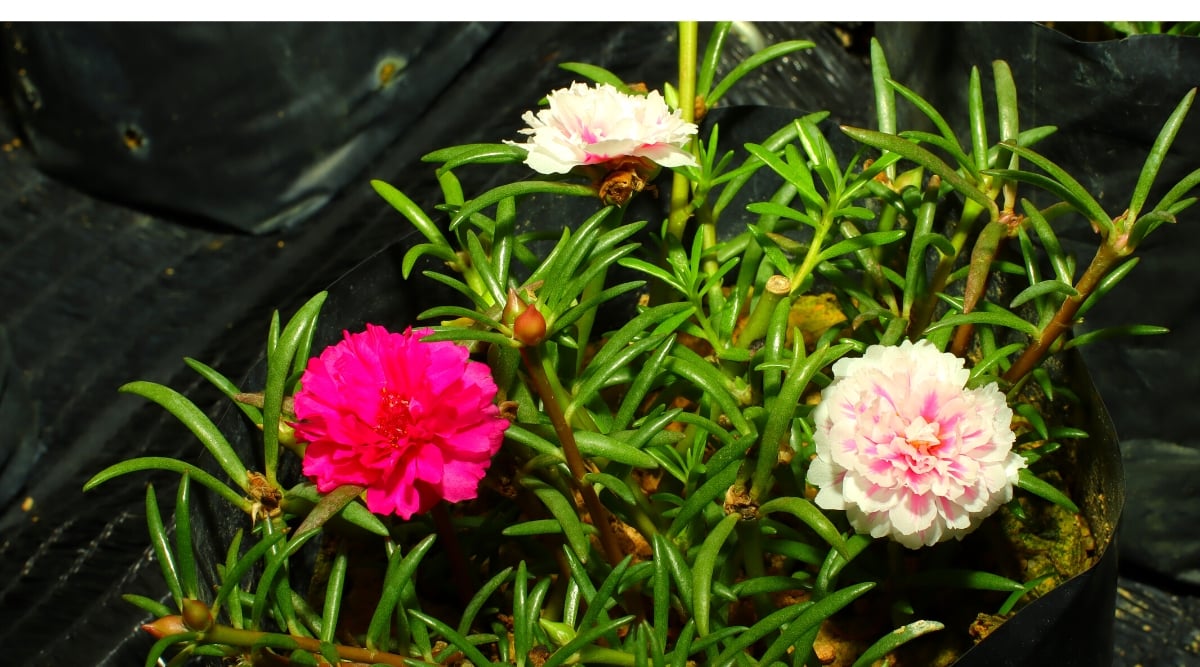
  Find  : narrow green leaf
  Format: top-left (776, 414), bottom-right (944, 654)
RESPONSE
top-left (410, 609), bottom-right (497, 667)
top-left (502, 519), bottom-right (573, 537)
top-left (524, 477), bottom-right (592, 562)
top-left (1008, 279), bottom-right (1079, 309)
top-left (758, 581), bottom-right (875, 665)
top-left (997, 574), bottom-right (1053, 615)
top-left (817, 230), bottom-right (906, 263)
top-left (458, 566), bottom-right (514, 636)
top-left (542, 615), bottom-right (637, 667)
top-left (117, 382), bottom-right (249, 491)
top-left (144, 484), bottom-right (184, 608)
top-left (250, 527), bottom-right (321, 630)
top-left (464, 229), bottom-right (506, 307)
top-left (614, 334), bottom-right (678, 431)
top-left (664, 344), bottom-right (752, 436)
top-left (558, 62), bottom-right (630, 90)
top-left (174, 473), bottom-right (199, 600)
top-left (968, 66), bottom-right (988, 175)
top-left (184, 357), bottom-right (262, 424)
top-left (1152, 166), bottom-right (1200, 212)
top-left (264, 292), bottom-right (328, 488)
top-left (84, 456), bottom-right (250, 513)
top-left (122, 594), bottom-right (174, 618)
top-left (692, 513), bottom-right (741, 636)
top-left (365, 535), bottom-right (438, 650)
top-left (887, 77), bottom-right (961, 149)
top-left (899, 130), bottom-right (976, 179)
top-left (923, 310), bottom-right (1040, 338)
top-left (371, 179), bottom-right (451, 250)
top-left (145, 631), bottom-right (200, 667)
top-left (841, 125), bottom-right (999, 223)
top-left (697, 22), bottom-right (732, 100)
top-left (419, 327), bottom-right (519, 349)
top-left (320, 543), bottom-right (349, 644)
top-left (1075, 256), bottom-right (1140, 319)
top-left (577, 556), bottom-right (632, 632)
top-left (666, 448), bottom-right (745, 538)
top-left (450, 181), bottom-right (598, 230)
top-left (1017, 468), bottom-right (1080, 513)
top-left (1130, 88), bottom-right (1197, 217)
top-left (290, 483), bottom-right (366, 542)
top-left (870, 38), bottom-right (897, 138)
top-left (212, 531), bottom-right (285, 617)
top-left (428, 143), bottom-right (528, 172)
top-left (1065, 324), bottom-right (1169, 350)
top-left (283, 482), bottom-right (388, 536)
top-left (710, 602), bottom-right (809, 666)
top-left (584, 472), bottom-right (640, 506)
top-left (574, 431), bottom-right (660, 468)
top-left (908, 568), bottom-right (1025, 592)
top-left (758, 497), bottom-right (849, 560)
top-left (851, 620), bottom-right (945, 667)
top-left (707, 40), bottom-right (815, 107)
top-left (995, 142), bottom-right (1113, 235)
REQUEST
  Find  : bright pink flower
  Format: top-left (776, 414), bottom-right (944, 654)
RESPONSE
top-left (292, 324), bottom-right (508, 519)
top-left (806, 340), bottom-right (1025, 549)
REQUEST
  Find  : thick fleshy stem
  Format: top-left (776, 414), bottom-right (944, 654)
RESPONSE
top-left (431, 502), bottom-right (474, 607)
top-left (147, 603), bottom-right (411, 666)
top-left (519, 346), bottom-right (625, 570)
top-left (1003, 242), bottom-right (1125, 385)
top-left (949, 216), bottom-right (1012, 357)
top-left (666, 21), bottom-right (698, 241)
top-left (736, 275), bottom-right (790, 348)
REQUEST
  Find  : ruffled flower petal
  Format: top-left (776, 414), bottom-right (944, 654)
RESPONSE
top-left (506, 82), bottom-right (699, 174)
top-left (806, 340), bottom-right (1025, 549)
top-left (293, 324), bottom-right (508, 519)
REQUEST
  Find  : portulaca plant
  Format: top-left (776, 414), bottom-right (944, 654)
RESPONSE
top-left (86, 22), bottom-right (1197, 667)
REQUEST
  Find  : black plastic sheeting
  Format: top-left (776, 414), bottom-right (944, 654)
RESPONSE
top-left (0, 21), bottom-right (1198, 666)
top-left (3, 23), bottom-right (501, 234)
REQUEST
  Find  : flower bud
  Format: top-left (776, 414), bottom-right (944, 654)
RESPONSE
top-left (501, 287), bottom-right (524, 327)
top-left (181, 598), bottom-right (214, 632)
top-left (141, 614), bottom-right (188, 639)
top-left (513, 302), bottom-right (547, 347)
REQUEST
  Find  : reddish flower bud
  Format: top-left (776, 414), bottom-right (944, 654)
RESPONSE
top-left (513, 302), bottom-right (547, 347)
top-left (141, 614), bottom-right (188, 639)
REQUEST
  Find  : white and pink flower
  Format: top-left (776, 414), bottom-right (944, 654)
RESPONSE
top-left (806, 340), bottom-right (1025, 549)
top-left (507, 82), bottom-right (699, 175)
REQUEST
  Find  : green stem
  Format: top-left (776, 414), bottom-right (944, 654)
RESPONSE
top-left (789, 208), bottom-right (836, 296)
top-left (736, 275), bottom-right (790, 348)
top-left (667, 21), bottom-right (698, 241)
top-left (904, 177), bottom-right (945, 337)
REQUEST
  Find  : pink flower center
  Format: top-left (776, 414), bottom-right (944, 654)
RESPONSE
top-left (375, 388), bottom-right (416, 449)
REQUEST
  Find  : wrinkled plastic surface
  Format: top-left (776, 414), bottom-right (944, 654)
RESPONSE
top-left (1, 23), bottom-right (499, 232)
